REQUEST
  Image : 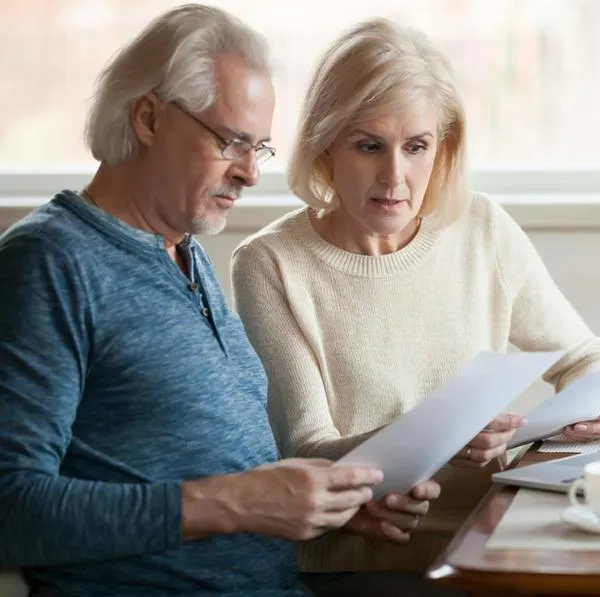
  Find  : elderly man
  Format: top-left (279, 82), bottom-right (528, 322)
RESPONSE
top-left (0, 5), bottom-right (438, 597)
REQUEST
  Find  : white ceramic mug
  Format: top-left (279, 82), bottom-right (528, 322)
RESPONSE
top-left (568, 461), bottom-right (600, 515)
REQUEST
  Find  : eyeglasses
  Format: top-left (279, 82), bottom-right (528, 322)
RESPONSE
top-left (169, 100), bottom-right (276, 165)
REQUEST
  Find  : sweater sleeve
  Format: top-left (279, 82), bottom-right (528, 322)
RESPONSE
top-left (0, 235), bottom-right (181, 568)
top-left (491, 200), bottom-right (600, 390)
top-left (231, 241), bottom-right (375, 460)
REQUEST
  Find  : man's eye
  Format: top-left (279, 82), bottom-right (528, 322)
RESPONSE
top-left (230, 139), bottom-right (249, 149)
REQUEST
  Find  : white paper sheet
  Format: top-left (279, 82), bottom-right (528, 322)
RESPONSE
top-left (336, 350), bottom-right (564, 499)
top-left (508, 371), bottom-right (600, 449)
top-left (487, 488), bottom-right (600, 551)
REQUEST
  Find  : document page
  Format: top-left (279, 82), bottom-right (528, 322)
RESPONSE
top-left (509, 370), bottom-right (600, 448)
top-left (336, 351), bottom-right (564, 498)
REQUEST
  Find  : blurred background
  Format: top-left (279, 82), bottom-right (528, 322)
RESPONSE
top-left (1, 0), bottom-right (600, 175)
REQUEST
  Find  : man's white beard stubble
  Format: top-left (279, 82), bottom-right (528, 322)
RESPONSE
top-left (191, 214), bottom-right (227, 235)
top-left (191, 188), bottom-right (240, 235)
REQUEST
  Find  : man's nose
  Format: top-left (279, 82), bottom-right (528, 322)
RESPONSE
top-left (229, 151), bottom-right (259, 187)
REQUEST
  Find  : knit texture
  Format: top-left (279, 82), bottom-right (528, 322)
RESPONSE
top-left (0, 191), bottom-right (301, 597)
top-left (232, 193), bottom-right (600, 572)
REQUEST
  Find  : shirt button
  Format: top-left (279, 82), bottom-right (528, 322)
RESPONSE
top-left (189, 282), bottom-right (199, 292)
top-left (201, 307), bottom-right (210, 317)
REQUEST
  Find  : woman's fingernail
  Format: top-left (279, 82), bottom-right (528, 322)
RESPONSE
top-left (575, 424), bottom-right (589, 431)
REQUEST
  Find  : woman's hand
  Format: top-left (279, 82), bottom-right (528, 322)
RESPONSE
top-left (562, 418), bottom-right (600, 441)
top-left (450, 413), bottom-right (527, 468)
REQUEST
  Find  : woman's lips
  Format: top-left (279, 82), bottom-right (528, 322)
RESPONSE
top-left (370, 196), bottom-right (408, 208)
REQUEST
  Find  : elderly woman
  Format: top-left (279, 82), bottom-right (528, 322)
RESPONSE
top-left (231, 18), bottom-right (600, 597)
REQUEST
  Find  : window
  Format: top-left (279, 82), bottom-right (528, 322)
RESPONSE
top-left (1, 0), bottom-right (599, 193)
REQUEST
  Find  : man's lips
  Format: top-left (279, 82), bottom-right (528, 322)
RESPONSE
top-left (214, 194), bottom-right (239, 203)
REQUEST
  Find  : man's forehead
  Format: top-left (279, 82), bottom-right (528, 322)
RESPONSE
top-left (208, 67), bottom-right (274, 143)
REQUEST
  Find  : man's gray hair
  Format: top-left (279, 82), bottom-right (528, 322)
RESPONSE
top-left (85, 4), bottom-right (271, 164)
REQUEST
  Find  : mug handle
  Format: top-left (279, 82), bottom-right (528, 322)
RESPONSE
top-left (569, 478), bottom-right (587, 508)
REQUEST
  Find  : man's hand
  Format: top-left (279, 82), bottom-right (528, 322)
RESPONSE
top-left (562, 417), bottom-right (600, 441)
top-left (450, 413), bottom-right (527, 468)
top-left (181, 458), bottom-right (383, 542)
top-left (345, 479), bottom-right (440, 543)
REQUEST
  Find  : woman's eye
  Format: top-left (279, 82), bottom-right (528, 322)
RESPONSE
top-left (406, 143), bottom-right (427, 155)
top-left (358, 142), bottom-right (381, 153)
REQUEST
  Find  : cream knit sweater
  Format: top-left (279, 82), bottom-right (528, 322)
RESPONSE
top-left (231, 193), bottom-right (600, 573)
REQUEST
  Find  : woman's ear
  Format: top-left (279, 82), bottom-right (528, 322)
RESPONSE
top-left (318, 150), bottom-right (335, 188)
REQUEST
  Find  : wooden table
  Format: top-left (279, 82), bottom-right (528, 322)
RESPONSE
top-left (427, 446), bottom-right (600, 596)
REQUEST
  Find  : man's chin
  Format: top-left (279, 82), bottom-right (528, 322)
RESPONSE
top-left (191, 216), bottom-right (227, 236)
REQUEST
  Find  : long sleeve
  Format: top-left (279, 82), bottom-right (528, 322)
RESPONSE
top-left (229, 199), bottom-right (600, 576)
top-left (0, 236), bottom-right (181, 568)
top-left (491, 202), bottom-right (600, 390)
top-left (231, 242), bottom-right (375, 460)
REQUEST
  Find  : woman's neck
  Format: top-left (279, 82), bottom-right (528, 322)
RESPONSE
top-left (311, 209), bottom-right (421, 256)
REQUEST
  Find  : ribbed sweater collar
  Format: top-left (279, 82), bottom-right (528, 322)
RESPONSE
top-left (291, 208), bottom-right (440, 277)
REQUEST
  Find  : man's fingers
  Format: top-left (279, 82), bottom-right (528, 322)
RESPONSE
top-left (295, 458), bottom-right (335, 468)
top-left (484, 413), bottom-right (527, 432)
top-left (380, 520), bottom-right (411, 543)
top-left (327, 486), bottom-right (374, 511)
top-left (327, 466), bottom-right (384, 489)
top-left (322, 507), bottom-right (361, 530)
top-left (346, 508), bottom-right (413, 544)
top-left (366, 501), bottom-right (422, 529)
top-left (382, 493), bottom-right (430, 516)
top-left (410, 480), bottom-right (441, 500)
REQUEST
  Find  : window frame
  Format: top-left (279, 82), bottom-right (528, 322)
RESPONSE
top-left (2, 166), bottom-right (600, 232)
top-left (2, 165), bottom-right (600, 196)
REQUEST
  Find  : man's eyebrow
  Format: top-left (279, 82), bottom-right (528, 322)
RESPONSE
top-left (221, 126), bottom-right (271, 144)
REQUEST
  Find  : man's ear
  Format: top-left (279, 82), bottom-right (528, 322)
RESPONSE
top-left (130, 93), bottom-right (160, 148)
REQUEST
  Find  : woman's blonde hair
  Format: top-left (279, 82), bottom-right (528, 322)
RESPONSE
top-left (85, 4), bottom-right (270, 165)
top-left (288, 18), bottom-right (468, 227)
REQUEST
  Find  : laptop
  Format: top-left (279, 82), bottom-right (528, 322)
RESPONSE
top-left (491, 450), bottom-right (600, 493)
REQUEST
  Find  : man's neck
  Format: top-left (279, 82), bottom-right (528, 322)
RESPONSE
top-left (83, 163), bottom-right (185, 250)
